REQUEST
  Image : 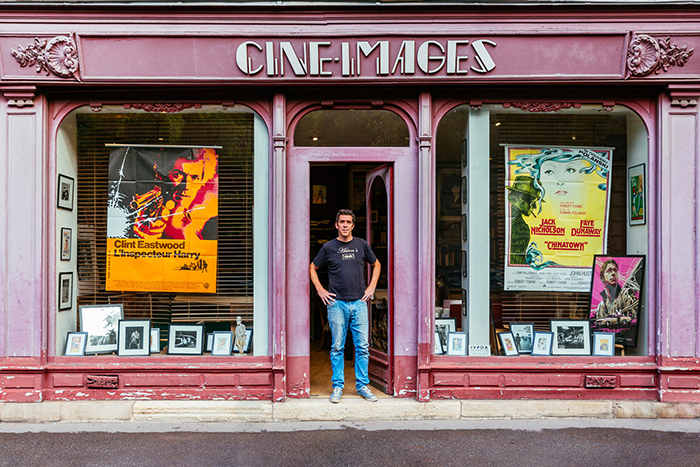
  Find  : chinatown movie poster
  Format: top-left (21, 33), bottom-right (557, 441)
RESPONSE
top-left (588, 255), bottom-right (645, 347)
top-left (504, 145), bottom-right (613, 292)
top-left (106, 146), bottom-right (219, 293)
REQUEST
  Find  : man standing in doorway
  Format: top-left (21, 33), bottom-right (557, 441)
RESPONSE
top-left (310, 209), bottom-right (381, 403)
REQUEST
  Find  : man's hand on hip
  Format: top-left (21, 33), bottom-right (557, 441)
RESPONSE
top-left (361, 286), bottom-right (375, 302)
top-left (317, 288), bottom-right (337, 306)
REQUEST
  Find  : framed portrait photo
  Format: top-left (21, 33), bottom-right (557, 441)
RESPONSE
top-left (628, 163), bottom-right (646, 226)
top-left (150, 328), bottom-right (161, 353)
top-left (60, 227), bottom-right (72, 261)
top-left (211, 331), bottom-right (234, 356)
top-left (446, 332), bottom-right (467, 356)
top-left (64, 332), bottom-right (88, 356)
top-left (508, 322), bottom-right (535, 354)
top-left (80, 304), bottom-right (124, 354)
top-left (58, 272), bottom-right (73, 311)
top-left (593, 332), bottom-right (616, 357)
top-left (531, 331), bottom-right (554, 356)
top-left (498, 331), bottom-right (519, 356)
top-left (117, 319), bottom-right (151, 357)
top-left (168, 324), bottom-right (204, 355)
top-left (588, 255), bottom-right (645, 348)
top-left (434, 331), bottom-right (444, 355)
top-left (57, 174), bottom-right (75, 211)
top-left (435, 317), bottom-right (457, 356)
top-left (551, 319), bottom-right (591, 356)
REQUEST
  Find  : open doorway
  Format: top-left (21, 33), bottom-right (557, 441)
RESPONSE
top-left (309, 162), bottom-right (392, 397)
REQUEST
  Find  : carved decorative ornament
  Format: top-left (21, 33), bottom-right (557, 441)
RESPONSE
top-left (504, 102), bottom-right (577, 112)
top-left (585, 375), bottom-right (617, 389)
top-left (627, 34), bottom-right (694, 77)
top-left (11, 36), bottom-right (79, 79)
top-left (124, 103), bottom-right (199, 113)
top-left (86, 375), bottom-right (119, 389)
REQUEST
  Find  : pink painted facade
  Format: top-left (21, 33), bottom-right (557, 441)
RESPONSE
top-left (0, 4), bottom-right (699, 403)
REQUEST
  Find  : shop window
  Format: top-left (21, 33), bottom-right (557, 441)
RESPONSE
top-left (295, 109), bottom-right (410, 146)
top-left (435, 104), bottom-right (648, 357)
top-left (55, 105), bottom-right (269, 357)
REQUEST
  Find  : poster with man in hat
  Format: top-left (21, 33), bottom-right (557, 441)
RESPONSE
top-left (504, 145), bottom-right (613, 292)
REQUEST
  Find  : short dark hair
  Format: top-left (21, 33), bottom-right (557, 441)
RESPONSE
top-left (335, 209), bottom-right (355, 224)
top-left (600, 259), bottom-right (619, 281)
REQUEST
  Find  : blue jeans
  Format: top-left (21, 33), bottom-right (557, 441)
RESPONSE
top-left (327, 299), bottom-right (370, 390)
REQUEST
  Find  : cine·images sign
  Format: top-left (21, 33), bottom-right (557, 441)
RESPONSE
top-left (235, 39), bottom-right (497, 78)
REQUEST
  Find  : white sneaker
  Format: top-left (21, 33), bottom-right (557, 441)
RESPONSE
top-left (330, 387), bottom-right (343, 403)
top-left (357, 385), bottom-right (378, 402)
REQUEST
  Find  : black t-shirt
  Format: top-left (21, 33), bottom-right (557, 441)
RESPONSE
top-left (312, 237), bottom-right (377, 301)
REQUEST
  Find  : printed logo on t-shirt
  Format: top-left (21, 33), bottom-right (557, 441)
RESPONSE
top-left (342, 253), bottom-right (355, 260)
top-left (338, 246), bottom-right (358, 261)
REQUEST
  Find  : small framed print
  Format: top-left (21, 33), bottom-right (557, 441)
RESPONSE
top-left (628, 163), bottom-right (646, 226)
top-left (206, 333), bottom-right (214, 352)
top-left (462, 214), bottom-right (467, 241)
top-left (58, 272), bottom-right (73, 311)
top-left (80, 304), bottom-right (123, 354)
top-left (150, 328), bottom-right (161, 353)
top-left (168, 324), bottom-right (205, 355)
top-left (57, 174), bottom-right (75, 211)
top-left (508, 322), bottom-right (535, 354)
top-left (434, 331), bottom-right (444, 355)
top-left (551, 319), bottom-right (591, 356)
top-left (60, 228), bottom-right (72, 261)
top-left (461, 138), bottom-right (468, 168)
top-left (64, 332), bottom-right (88, 356)
top-left (435, 317), bottom-right (457, 355)
top-left (461, 176), bottom-right (467, 205)
top-left (234, 329), bottom-right (253, 354)
top-left (117, 319), bottom-right (150, 357)
top-left (531, 331), bottom-right (554, 356)
top-left (447, 332), bottom-right (467, 356)
top-left (498, 331), bottom-right (519, 356)
top-left (593, 332), bottom-right (616, 357)
top-left (438, 169), bottom-right (461, 220)
top-left (312, 185), bottom-right (327, 204)
top-left (211, 331), bottom-right (234, 356)
top-left (461, 289), bottom-right (467, 317)
top-left (461, 250), bottom-right (467, 278)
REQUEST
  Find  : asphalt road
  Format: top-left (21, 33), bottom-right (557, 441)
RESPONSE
top-left (1, 419), bottom-right (699, 467)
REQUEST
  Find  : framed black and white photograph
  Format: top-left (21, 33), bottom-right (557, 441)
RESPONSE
top-left (206, 333), bottom-right (214, 352)
top-left (434, 331), bottom-right (444, 355)
top-left (461, 213), bottom-right (468, 241)
top-left (551, 320), bottom-right (591, 356)
top-left (211, 331), bottom-right (234, 356)
top-left (461, 250), bottom-right (467, 278)
top-left (58, 272), bottom-right (73, 311)
top-left (117, 319), bottom-right (150, 356)
top-left (461, 138), bottom-right (468, 168)
top-left (80, 304), bottom-right (123, 354)
top-left (438, 169), bottom-right (461, 220)
top-left (593, 332), bottom-right (616, 357)
top-left (150, 328), bottom-right (161, 353)
top-left (64, 332), bottom-right (88, 356)
top-left (57, 174), bottom-right (75, 211)
top-left (168, 324), bottom-right (204, 355)
top-left (435, 317), bottom-right (457, 356)
top-left (498, 331), bottom-right (519, 356)
top-left (234, 329), bottom-right (253, 354)
top-left (508, 322), bottom-right (535, 354)
top-left (447, 332), bottom-right (467, 356)
top-left (461, 176), bottom-right (467, 205)
top-left (60, 227), bottom-right (72, 261)
top-left (628, 163), bottom-right (646, 226)
top-left (531, 331), bottom-right (554, 356)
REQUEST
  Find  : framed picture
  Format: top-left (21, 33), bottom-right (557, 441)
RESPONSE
top-left (117, 319), bottom-right (151, 357)
top-left (498, 331), bottom-right (519, 356)
top-left (461, 213), bottom-right (467, 241)
top-left (461, 176), bottom-right (467, 205)
top-left (168, 324), bottom-right (204, 355)
top-left (150, 328), bottom-right (161, 353)
top-left (57, 174), bottom-right (75, 211)
top-left (461, 138), bottom-right (468, 168)
top-left (58, 272), bottom-right (73, 311)
top-left (508, 322), bottom-right (535, 354)
top-left (211, 331), bottom-right (234, 356)
top-left (434, 331), bottom-right (444, 355)
top-left (461, 250), bottom-right (467, 278)
top-left (551, 319), bottom-right (591, 356)
top-left (461, 289), bottom-right (467, 317)
top-left (531, 331), bottom-right (554, 356)
top-left (593, 332), bottom-right (616, 357)
top-left (588, 255), bottom-right (645, 347)
top-left (60, 227), bottom-right (72, 261)
top-left (447, 332), bottom-right (467, 356)
top-left (628, 164), bottom-right (646, 226)
top-left (206, 333), bottom-right (214, 352)
top-left (435, 317), bottom-right (457, 356)
top-left (312, 185), bottom-right (327, 204)
top-left (80, 304), bottom-right (123, 354)
top-left (234, 328), bottom-right (253, 354)
top-left (438, 169), bottom-right (461, 220)
top-left (64, 332), bottom-right (88, 356)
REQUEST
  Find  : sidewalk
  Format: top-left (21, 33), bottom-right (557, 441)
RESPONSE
top-left (2, 398), bottom-right (700, 423)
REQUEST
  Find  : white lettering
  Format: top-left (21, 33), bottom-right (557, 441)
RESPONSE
top-left (391, 41), bottom-right (416, 75)
top-left (417, 40), bottom-right (445, 74)
top-left (280, 41), bottom-right (308, 76)
top-left (265, 41), bottom-right (278, 76)
top-left (309, 41), bottom-right (333, 76)
top-left (357, 40), bottom-right (389, 76)
top-left (471, 40), bottom-right (497, 73)
top-left (446, 40), bottom-right (470, 75)
top-left (341, 41), bottom-right (352, 76)
top-left (236, 41), bottom-right (264, 75)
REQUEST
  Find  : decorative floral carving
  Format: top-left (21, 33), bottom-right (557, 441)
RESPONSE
top-left (504, 103), bottom-right (576, 112)
top-left (585, 375), bottom-right (617, 389)
top-left (125, 103), bottom-right (196, 113)
top-left (11, 36), bottom-right (79, 79)
top-left (628, 34), bottom-right (694, 77)
top-left (86, 375), bottom-right (119, 389)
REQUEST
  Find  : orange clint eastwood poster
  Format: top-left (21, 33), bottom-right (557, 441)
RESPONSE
top-left (106, 146), bottom-right (218, 293)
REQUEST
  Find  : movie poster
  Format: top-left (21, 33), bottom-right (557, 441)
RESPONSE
top-left (504, 146), bottom-right (613, 292)
top-left (106, 146), bottom-right (219, 293)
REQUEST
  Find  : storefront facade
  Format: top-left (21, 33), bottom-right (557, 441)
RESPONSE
top-left (1, 2), bottom-right (699, 404)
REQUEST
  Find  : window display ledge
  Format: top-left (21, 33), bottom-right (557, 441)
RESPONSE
top-left (430, 356), bottom-right (656, 371)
